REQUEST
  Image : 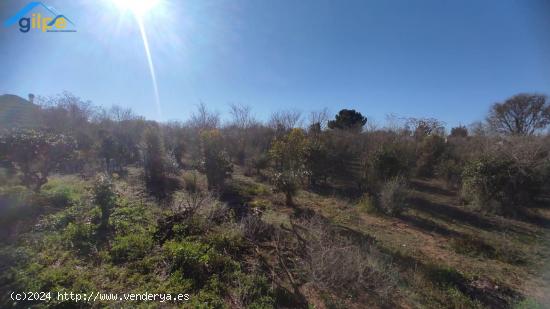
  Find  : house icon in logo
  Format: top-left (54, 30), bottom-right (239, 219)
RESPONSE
top-left (4, 2), bottom-right (76, 33)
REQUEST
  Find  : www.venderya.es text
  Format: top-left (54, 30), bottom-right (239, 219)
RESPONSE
top-left (10, 291), bottom-right (190, 303)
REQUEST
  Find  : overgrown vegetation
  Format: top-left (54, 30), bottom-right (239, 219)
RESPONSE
top-left (1, 92), bottom-right (550, 308)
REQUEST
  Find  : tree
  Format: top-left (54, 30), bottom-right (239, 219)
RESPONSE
top-left (92, 174), bottom-right (117, 234)
top-left (487, 93), bottom-right (550, 136)
top-left (228, 104), bottom-right (257, 164)
top-left (189, 103), bottom-right (220, 130)
top-left (199, 130), bottom-right (233, 190)
top-left (416, 135), bottom-right (446, 177)
top-left (142, 126), bottom-right (168, 199)
top-left (450, 126), bottom-right (468, 138)
top-left (405, 117), bottom-right (445, 138)
top-left (173, 138), bottom-right (186, 169)
top-left (97, 130), bottom-right (119, 173)
top-left (306, 135), bottom-right (330, 186)
top-left (269, 128), bottom-right (310, 206)
top-left (269, 110), bottom-right (302, 133)
top-left (308, 108), bottom-right (330, 131)
top-left (0, 129), bottom-right (76, 191)
top-left (327, 109), bottom-right (367, 131)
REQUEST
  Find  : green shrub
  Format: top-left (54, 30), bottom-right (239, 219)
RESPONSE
top-left (435, 159), bottom-right (463, 189)
top-left (64, 222), bottom-right (95, 255)
top-left (182, 171), bottom-right (204, 193)
top-left (0, 129), bottom-right (76, 191)
top-left (205, 225), bottom-right (246, 256)
top-left (199, 130), bottom-right (233, 191)
top-left (92, 174), bottom-right (117, 232)
top-left (110, 233), bottom-right (153, 263)
top-left (163, 240), bottom-right (239, 289)
top-left (40, 177), bottom-right (85, 208)
top-left (357, 193), bottom-right (376, 213)
top-left (234, 272), bottom-right (275, 309)
top-left (369, 146), bottom-right (409, 182)
top-left (110, 201), bottom-right (154, 236)
top-left (461, 156), bottom-right (542, 215)
top-left (269, 128), bottom-right (309, 206)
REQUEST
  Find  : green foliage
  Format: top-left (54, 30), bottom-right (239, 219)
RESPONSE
top-left (199, 130), bottom-right (233, 190)
top-left (163, 240), bottom-right (239, 289)
top-left (306, 136), bottom-right (331, 186)
top-left (0, 129), bottom-right (76, 191)
top-left (40, 177), bottom-right (85, 208)
top-left (369, 145), bottom-right (410, 183)
top-left (63, 222), bottom-right (95, 256)
top-left (109, 200), bottom-right (155, 236)
top-left (110, 233), bottom-right (153, 263)
top-left (204, 225), bottom-right (246, 256)
top-left (269, 128), bottom-right (310, 205)
top-left (227, 179), bottom-right (270, 198)
top-left (234, 272), bottom-right (275, 308)
top-left (328, 109), bottom-right (367, 131)
top-left (92, 174), bottom-right (117, 234)
top-left (461, 156), bottom-right (542, 214)
top-left (322, 130), bottom-right (366, 190)
top-left (357, 193), bottom-right (376, 213)
top-left (435, 158), bottom-right (463, 189)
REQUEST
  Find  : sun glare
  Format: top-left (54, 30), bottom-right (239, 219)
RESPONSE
top-left (109, 0), bottom-right (164, 119)
top-left (112, 0), bottom-right (160, 17)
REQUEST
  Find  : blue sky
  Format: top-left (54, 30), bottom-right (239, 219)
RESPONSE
top-left (0, 0), bottom-right (549, 128)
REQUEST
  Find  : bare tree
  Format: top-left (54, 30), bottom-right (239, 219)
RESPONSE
top-left (487, 93), bottom-right (550, 136)
top-left (268, 110), bottom-right (302, 132)
top-left (308, 108), bottom-right (330, 131)
top-left (37, 92), bottom-right (96, 131)
top-left (109, 105), bottom-right (137, 122)
top-left (469, 121), bottom-right (490, 136)
top-left (405, 117), bottom-right (446, 138)
top-left (229, 103), bottom-right (256, 129)
top-left (189, 102), bottom-right (220, 130)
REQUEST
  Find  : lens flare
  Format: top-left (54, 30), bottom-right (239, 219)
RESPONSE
top-left (110, 0), bottom-right (163, 120)
top-left (136, 17), bottom-right (162, 120)
top-left (112, 0), bottom-right (160, 17)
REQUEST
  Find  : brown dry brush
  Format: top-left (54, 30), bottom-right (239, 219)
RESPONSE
top-left (291, 215), bottom-right (399, 301)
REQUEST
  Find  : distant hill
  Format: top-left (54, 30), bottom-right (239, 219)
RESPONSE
top-left (0, 94), bottom-right (41, 130)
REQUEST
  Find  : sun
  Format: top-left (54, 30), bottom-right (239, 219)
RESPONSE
top-left (108, 0), bottom-right (164, 119)
top-left (112, 0), bottom-right (160, 17)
